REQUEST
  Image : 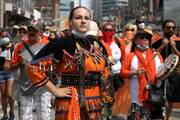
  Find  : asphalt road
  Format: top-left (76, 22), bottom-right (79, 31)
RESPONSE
top-left (0, 101), bottom-right (55, 120)
top-left (0, 102), bottom-right (180, 120)
top-left (113, 108), bottom-right (180, 120)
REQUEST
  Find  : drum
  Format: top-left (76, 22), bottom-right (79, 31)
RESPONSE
top-left (157, 54), bottom-right (179, 80)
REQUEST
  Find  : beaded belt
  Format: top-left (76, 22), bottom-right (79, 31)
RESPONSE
top-left (61, 72), bottom-right (102, 88)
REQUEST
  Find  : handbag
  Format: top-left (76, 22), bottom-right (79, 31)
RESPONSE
top-left (145, 82), bottom-right (164, 106)
top-left (143, 70), bottom-right (165, 106)
top-left (111, 73), bottom-right (124, 92)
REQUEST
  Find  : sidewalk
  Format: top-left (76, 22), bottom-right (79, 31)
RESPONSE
top-left (0, 101), bottom-right (55, 120)
top-left (1, 102), bottom-right (180, 120)
top-left (0, 101), bottom-right (19, 119)
top-left (170, 108), bottom-right (180, 120)
top-left (113, 108), bottom-right (180, 120)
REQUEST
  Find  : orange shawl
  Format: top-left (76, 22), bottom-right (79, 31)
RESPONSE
top-left (134, 48), bottom-right (157, 103)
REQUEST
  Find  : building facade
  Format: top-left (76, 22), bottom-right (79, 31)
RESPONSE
top-left (33, 0), bottom-right (53, 26)
top-left (0, 0), bottom-right (34, 27)
top-left (164, 0), bottom-right (180, 26)
top-left (59, 0), bottom-right (72, 30)
top-left (74, 0), bottom-right (92, 10)
top-left (128, 0), bottom-right (164, 29)
top-left (101, 0), bottom-right (128, 21)
top-left (33, 0), bottom-right (94, 30)
top-left (92, 0), bottom-right (102, 26)
top-left (100, 0), bottom-right (128, 29)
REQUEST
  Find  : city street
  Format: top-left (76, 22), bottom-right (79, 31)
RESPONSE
top-left (0, 101), bottom-right (55, 120)
top-left (170, 109), bottom-right (180, 120)
top-left (113, 108), bottom-right (180, 120)
top-left (0, 0), bottom-right (180, 120)
top-left (0, 102), bottom-right (180, 120)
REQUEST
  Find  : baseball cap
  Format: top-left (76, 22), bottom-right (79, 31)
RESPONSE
top-left (13, 25), bottom-right (19, 29)
top-left (19, 25), bottom-right (27, 31)
top-left (28, 21), bottom-right (43, 31)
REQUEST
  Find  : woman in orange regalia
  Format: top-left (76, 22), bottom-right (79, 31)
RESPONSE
top-left (25, 6), bottom-right (113, 120)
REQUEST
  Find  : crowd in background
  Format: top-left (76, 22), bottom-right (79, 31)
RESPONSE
top-left (0, 5), bottom-right (180, 120)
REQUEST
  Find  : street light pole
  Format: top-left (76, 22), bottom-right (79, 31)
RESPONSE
top-left (52, 0), bottom-right (60, 31)
top-left (0, 0), bottom-right (4, 27)
top-left (55, 3), bottom-right (58, 27)
top-left (41, 7), bottom-right (45, 23)
top-left (58, 1), bottom-right (61, 31)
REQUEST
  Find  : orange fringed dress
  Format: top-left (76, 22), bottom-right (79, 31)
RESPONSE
top-left (25, 34), bottom-right (113, 120)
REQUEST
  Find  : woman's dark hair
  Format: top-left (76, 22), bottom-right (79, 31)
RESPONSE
top-left (162, 19), bottom-right (176, 29)
top-left (48, 31), bottom-right (58, 41)
top-left (69, 6), bottom-right (91, 21)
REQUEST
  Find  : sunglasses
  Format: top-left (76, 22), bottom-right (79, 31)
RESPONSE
top-left (103, 28), bottom-right (114, 32)
top-left (19, 31), bottom-right (26, 34)
top-left (165, 26), bottom-right (175, 30)
top-left (126, 28), bottom-right (135, 32)
top-left (137, 35), bottom-right (151, 40)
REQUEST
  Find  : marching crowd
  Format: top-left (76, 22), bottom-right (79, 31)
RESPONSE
top-left (0, 6), bottom-right (180, 120)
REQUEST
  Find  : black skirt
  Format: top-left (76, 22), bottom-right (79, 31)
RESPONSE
top-left (166, 70), bottom-right (180, 102)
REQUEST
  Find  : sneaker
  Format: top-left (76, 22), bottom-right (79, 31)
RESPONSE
top-left (9, 112), bottom-right (15, 120)
top-left (0, 116), bottom-right (8, 120)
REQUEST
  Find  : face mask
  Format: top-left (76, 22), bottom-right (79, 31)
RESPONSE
top-left (102, 31), bottom-right (115, 44)
top-left (138, 22), bottom-right (145, 29)
top-left (72, 29), bottom-right (87, 37)
top-left (2, 37), bottom-right (10, 43)
top-left (136, 44), bottom-right (149, 51)
top-left (125, 31), bottom-right (134, 40)
top-left (164, 32), bottom-right (173, 39)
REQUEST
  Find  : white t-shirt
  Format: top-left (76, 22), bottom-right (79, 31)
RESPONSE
top-left (129, 53), bottom-right (162, 106)
top-left (0, 49), bottom-right (11, 60)
top-left (110, 41), bottom-right (121, 74)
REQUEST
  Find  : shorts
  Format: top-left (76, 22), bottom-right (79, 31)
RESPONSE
top-left (0, 71), bottom-right (14, 83)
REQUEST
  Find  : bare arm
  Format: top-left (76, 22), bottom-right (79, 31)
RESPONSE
top-left (4, 60), bottom-right (11, 72)
top-left (44, 80), bottom-right (72, 98)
